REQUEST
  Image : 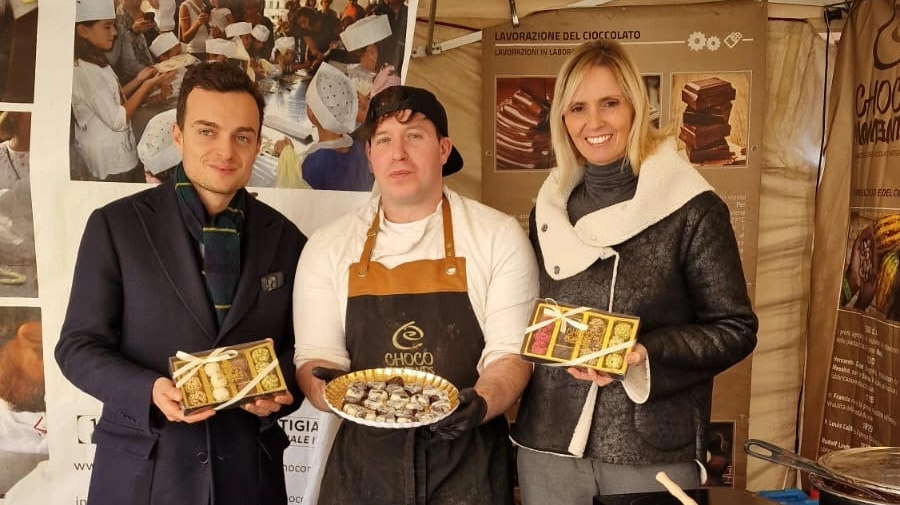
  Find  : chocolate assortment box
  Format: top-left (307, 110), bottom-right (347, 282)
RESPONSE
top-left (495, 88), bottom-right (554, 170)
top-left (169, 338), bottom-right (287, 415)
top-left (520, 300), bottom-right (639, 378)
top-left (679, 77), bottom-right (736, 164)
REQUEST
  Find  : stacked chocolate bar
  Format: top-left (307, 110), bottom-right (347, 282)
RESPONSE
top-left (496, 89), bottom-right (553, 170)
top-left (680, 77), bottom-right (735, 163)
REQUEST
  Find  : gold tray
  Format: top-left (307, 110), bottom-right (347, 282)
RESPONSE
top-left (324, 368), bottom-right (459, 429)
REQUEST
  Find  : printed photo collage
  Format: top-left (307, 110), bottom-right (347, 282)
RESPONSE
top-left (70, 0), bottom-right (411, 193)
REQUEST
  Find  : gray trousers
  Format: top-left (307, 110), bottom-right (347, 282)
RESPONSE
top-left (517, 448), bottom-right (701, 505)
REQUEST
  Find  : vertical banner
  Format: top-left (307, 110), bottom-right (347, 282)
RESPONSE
top-left (482, 0), bottom-right (765, 489)
top-left (804, 0), bottom-right (900, 461)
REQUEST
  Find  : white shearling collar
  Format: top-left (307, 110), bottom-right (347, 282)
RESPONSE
top-left (535, 139), bottom-right (713, 280)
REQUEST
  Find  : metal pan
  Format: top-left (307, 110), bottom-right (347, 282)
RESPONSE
top-left (744, 439), bottom-right (896, 503)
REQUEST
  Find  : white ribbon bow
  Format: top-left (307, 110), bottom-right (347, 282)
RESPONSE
top-left (172, 348), bottom-right (239, 388)
top-left (171, 348), bottom-right (281, 411)
top-left (523, 298), bottom-right (590, 334)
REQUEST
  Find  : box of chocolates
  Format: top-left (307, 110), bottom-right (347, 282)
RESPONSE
top-left (520, 300), bottom-right (640, 379)
top-left (169, 338), bottom-right (287, 415)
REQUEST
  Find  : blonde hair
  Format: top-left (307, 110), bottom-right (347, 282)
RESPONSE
top-left (549, 40), bottom-right (666, 186)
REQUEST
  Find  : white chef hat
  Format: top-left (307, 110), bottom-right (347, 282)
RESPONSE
top-left (225, 21), bottom-right (252, 38)
top-left (149, 32), bottom-right (180, 58)
top-left (75, 0), bottom-right (115, 22)
top-left (340, 14), bottom-right (391, 52)
top-left (251, 24), bottom-right (270, 42)
top-left (138, 109), bottom-right (181, 175)
top-left (306, 62), bottom-right (358, 134)
top-left (206, 38), bottom-right (234, 57)
top-left (274, 36), bottom-right (295, 56)
top-left (231, 38), bottom-right (251, 61)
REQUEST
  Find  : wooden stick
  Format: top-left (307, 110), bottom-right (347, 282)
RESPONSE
top-left (655, 471), bottom-right (699, 505)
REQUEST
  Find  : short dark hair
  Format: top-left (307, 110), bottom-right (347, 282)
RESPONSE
top-left (176, 62), bottom-right (266, 132)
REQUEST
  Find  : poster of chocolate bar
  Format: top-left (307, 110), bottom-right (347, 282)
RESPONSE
top-left (672, 72), bottom-right (750, 166)
top-left (482, 0), bottom-right (765, 488)
top-left (494, 77), bottom-right (555, 171)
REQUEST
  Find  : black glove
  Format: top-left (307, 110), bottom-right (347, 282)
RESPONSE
top-left (311, 366), bottom-right (345, 383)
top-left (429, 387), bottom-right (487, 440)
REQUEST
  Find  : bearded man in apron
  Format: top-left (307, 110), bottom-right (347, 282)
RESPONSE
top-left (293, 85), bottom-right (540, 505)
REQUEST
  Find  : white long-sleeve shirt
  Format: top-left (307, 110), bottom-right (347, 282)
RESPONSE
top-left (293, 187), bottom-right (539, 374)
top-left (71, 61), bottom-right (138, 179)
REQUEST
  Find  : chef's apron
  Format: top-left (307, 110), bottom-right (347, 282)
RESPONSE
top-left (318, 197), bottom-right (514, 505)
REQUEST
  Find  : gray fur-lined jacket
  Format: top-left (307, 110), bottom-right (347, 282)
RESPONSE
top-left (509, 139), bottom-right (757, 465)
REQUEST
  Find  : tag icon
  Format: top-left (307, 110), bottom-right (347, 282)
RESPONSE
top-left (261, 272), bottom-right (284, 292)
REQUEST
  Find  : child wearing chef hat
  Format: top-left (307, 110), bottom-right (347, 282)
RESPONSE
top-left (249, 23), bottom-right (270, 59)
top-left (271, 36), bottom-right (301, 74)
top-left (205, 37), bottom-right (252, 82)
top-left (340, 15), bottom-right (400, 124)
top-left (225, 21), bottom-right (253, 51)
top-left (148, 32), bottom-right (198, 102)
top-left (137, 108), bottom-right (180, 184)
top-left (300, 62), bottom-right (372, 191)
top-left (73, 0), bottom-right (173, 182)
top-left (149, 31), bottom-right (184, 62)
top-left (205, 37), bottom-right (233, 62)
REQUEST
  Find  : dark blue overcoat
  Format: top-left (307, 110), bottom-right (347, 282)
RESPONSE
top-left (56, 179), bottom-right (306, 505)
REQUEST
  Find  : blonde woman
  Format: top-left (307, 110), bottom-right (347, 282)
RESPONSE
top-left (510, 40), bottom-right (758, 502)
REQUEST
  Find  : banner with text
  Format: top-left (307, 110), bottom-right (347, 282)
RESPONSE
top-left (805, 0), bottom-right (900, 460)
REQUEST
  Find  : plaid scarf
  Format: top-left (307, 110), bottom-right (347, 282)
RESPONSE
top-left (174, 164), bottom-right (247, 328)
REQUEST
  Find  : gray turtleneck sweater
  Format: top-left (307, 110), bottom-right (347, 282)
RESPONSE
top-left (566, 159), bottom-right (637, 224)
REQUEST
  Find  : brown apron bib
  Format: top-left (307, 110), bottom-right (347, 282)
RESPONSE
top-left (317, 197), bottom-right (514, 505)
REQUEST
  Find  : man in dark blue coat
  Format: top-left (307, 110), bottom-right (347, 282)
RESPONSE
top-left (55, 61), bottom-right (306, 505)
